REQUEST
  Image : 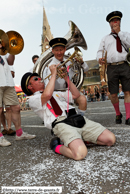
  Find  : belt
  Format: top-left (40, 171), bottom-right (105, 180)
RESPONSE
top-left (107, 61), bottom-right (126, 65)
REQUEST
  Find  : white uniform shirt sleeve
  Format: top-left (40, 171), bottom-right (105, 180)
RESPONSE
top-left (9, 65), bottom-right (15, 72)
top-left (81, 61), bottom-right (89, 72)
top-left (29, 94), bottom-right (43, 113)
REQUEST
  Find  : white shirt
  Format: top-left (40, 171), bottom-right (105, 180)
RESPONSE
top-left (29, 90), bottom-right (74, 129)
top-left (97, 31), bottom-right (130, 63)
top-left (9, 65), bottom-right (15, 73)
top-left (43, 56), bottom-right (89, 90)
top-left (0, 54), bottom-right (15, 87)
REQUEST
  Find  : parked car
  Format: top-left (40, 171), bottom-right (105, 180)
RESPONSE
top-left (118, 91), bottom-right (124, 99)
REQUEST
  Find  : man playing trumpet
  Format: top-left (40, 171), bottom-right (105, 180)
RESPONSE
top-left (21, 66), bottom-right (115, 160)
top-left (44, 37), bottom-right (89, 116)
top-left (97, 11), bottom-right (130, 125)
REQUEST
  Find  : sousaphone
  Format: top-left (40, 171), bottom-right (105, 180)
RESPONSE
top-left (33, 20), bottom-right (87, 90)
top-left (0, 29), bottom-right (24, 55)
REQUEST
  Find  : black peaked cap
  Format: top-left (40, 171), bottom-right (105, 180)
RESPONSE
top-left (106, 11), bottom-right (123, 22)
top-left (49, 37), bottom-right (67, 48)
top-left (21, 72), bottom-right (39, 96)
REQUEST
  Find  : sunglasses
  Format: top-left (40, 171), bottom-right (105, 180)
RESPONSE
top-left (28, 76), bottom-right (41, 86)
top-left (33, 77), bottom-right (41, 81)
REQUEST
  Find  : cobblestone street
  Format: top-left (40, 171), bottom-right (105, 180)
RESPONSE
top-left (0, 99), bottom-right (130, 194)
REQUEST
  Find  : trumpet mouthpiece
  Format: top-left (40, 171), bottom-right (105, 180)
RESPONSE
top-left (40, 80), bottom-right (44, 83)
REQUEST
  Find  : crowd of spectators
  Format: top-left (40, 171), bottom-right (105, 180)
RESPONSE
top-left (17, 96), bottom-right (30, 111)
top-left (81, 88), bottom-right (111, 102)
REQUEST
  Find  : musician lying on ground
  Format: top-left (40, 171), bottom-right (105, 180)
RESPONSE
top-left (21, 65), bottom-right (116, 161)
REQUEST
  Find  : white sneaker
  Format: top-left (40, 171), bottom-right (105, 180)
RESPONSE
top-left (15, 132), bottom-right (36, 141)
top-left (0, 136), bottom-right (11, 147)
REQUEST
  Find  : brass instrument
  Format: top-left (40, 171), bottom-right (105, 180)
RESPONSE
top-left (33, 20), bottom-right (87, 89)
top-left (6, 31), bottom-right (24, 55)
top-left (44, 46), bottom-right (82, 80)
top-left (0, 29), bottom-right (24, 55)
top-left (99, 46), bottom-right (107, 87)
top-left (0, 29), bottom-right (9, 55)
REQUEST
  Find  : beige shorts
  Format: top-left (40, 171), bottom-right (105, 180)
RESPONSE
top-left (53, 116), bottom-right (106, 147)
top-left (0, 87), bottom-right (19, 107)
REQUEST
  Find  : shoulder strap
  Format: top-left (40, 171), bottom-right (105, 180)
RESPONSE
top-left (46, 103), bottom-right (59, 118)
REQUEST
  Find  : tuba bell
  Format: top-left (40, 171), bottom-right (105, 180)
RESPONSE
top-left (33, 20), bottom-right (87, 89)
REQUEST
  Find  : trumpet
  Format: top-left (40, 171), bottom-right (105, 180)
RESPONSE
top-left (0, 29), bottom-right (24, 55)
top-left (44, 46), bottom-right (82, 80)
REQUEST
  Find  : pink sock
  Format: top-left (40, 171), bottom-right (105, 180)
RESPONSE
top-left (113, 102), bottom-right (121, 115)
top-left (16, 128), bottom-right (23, 136)
top-left (0, 133), bottom-right (3, 137)
top-left (55, 145), bottom-right (63, 154)
top-left (124, 102), bottom-right (130, 119)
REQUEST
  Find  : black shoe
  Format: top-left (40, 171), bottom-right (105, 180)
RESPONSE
top-left (125, 118), bottom-right (130, 125)
top-left (2, 129), bottom-right (7, 135)
top-left (50, 137), bottom-right (61, 152)
top-left (2, 128), bottom-right (16, 136)
top-left (116, 113), bottom-right (122, 124)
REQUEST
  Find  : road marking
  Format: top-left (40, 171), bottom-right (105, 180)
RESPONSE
top-left (22, 125), bottom-right (47, 128)
top-left (108, 127), bottom-right (130, 130)
top-left (21, 125), bottom-right (130, 130)
top-left (86, 111), bottom-right (126, 115)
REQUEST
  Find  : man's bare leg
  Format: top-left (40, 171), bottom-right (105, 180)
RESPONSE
top-left (97, 129), bottom-right (116, 146)
top-left (75, 95), bottom-right (87, 116)
top-left (10, 104), bottom-right (36, 140)
top-left (10, 105), bottom-right (21, 130)
top-left (0, 107), bottom-right (11, 146)
top-left (51, 138), bottom-right (88, 161)
top-left (5, 107), bottom-right (12, 130)
top-left (1, 110), bottom-right (7, 130)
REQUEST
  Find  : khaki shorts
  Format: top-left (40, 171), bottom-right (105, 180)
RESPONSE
top-left (53, 116), bottom-right (106, 147)
top-left (0, 87), bottom-right (19, 107)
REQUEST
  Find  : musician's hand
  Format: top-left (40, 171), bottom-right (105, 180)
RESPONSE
top-left (57, 66), bottom-right (67, 79)
top-left (63, 72), bottom-right (69, 82)
top-left (99, 58), bottom-right (105, 65)
top-left (75, 56), bottom-right (83, 64)
top-left (49, 64), bottom-right (59, 77)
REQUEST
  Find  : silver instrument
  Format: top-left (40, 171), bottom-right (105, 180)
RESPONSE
top-left (33, 20), bottom-right (87, 89)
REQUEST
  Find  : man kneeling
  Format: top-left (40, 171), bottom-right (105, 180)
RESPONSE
top-left (21, 64), bottom-right (116, 161)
